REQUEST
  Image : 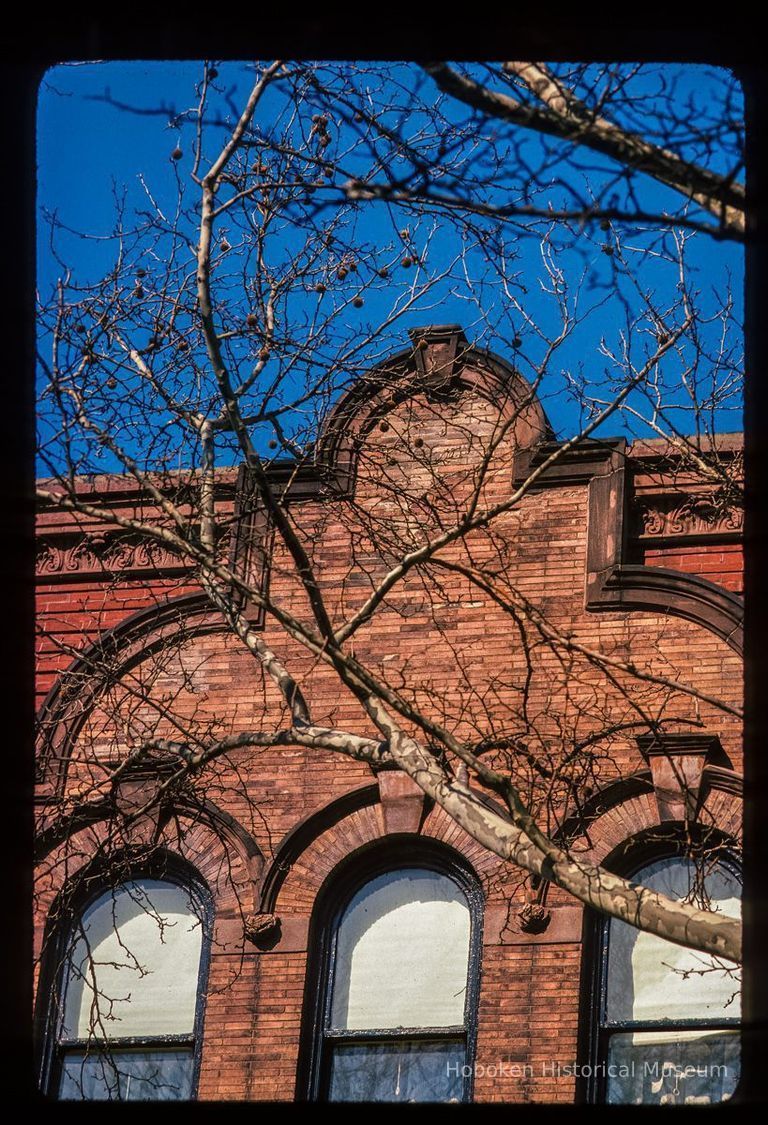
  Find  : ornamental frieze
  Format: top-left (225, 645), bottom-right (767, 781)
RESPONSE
top-left (36, 531), bottom-right (189, 580)
top-left (632, 492), bottom-right (743, 540)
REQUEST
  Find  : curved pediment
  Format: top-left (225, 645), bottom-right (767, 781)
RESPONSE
top-left (315, 325), bottom-right (552, 493)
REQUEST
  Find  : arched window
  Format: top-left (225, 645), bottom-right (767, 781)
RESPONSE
top-left (301, 845), bottom-right (482, 1103)
top-left (43, 871), bottom-right (210, 1101)
top-left (590, 853), bottom-right (741, 1105)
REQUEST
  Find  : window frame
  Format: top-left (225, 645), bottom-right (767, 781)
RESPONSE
top-left (36, 851), bottom-right (213, 1101)
top-left (297, 837), bottom-right (484, 1103)
top-left (580, 833), bottom-right (742, 1105)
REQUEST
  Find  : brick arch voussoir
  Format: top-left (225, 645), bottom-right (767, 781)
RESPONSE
top-left (34, 799), bottom-right (263, 964)
top-left (260, 784), bottom-right (504, 919)
top-left (554, 769), bottom-right (743, 871)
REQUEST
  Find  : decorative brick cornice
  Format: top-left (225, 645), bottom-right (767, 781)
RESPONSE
top-left (632, 491), bottom-right (743, 543)
top-left (582, 442), bottom-right (743, 654)
top-left (512, 434), bottom-right (744, 652)
top-left (512, 438), bottom-right (626, 489)
top-left (36, 531), bottom-right (190, 581)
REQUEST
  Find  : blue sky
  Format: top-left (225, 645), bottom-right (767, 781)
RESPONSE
top-left (37, 61), bottom-right (744, 472)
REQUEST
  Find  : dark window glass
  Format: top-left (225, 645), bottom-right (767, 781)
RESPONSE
top-left (59, 1048), bottom-right (195, 1101)
top-left (329, 1041), bottom-right (465, 1103)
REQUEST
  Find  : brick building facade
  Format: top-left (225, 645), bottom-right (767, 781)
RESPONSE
top-left (34, 327), bottom-right (744, 1104)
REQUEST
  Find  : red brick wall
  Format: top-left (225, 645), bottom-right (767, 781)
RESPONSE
top-left (34, 392), bottom-right (744, 1103)
top-left (642, 542), bottom-right (743, 594)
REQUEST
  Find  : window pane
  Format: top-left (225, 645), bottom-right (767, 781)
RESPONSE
top-left (606, 858), bottom-right (741, 1023)
top-left (61, 879), bottom-right (204, 1039)
top-left (606, 1029), bottom-right (740, 1105)
top-left (59, 1048), bottom-right (195, 1101)
top-left (330, 869), bottom-right (471, 1030)
top-left (329, 1041), bottom-right (465, 1102)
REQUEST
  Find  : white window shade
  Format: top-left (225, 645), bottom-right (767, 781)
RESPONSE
top-left (330, 869), bottom-right (471, 1031)
top-left (606, 858), bottom-right (741, 1024)
top-left (61, 879), bottom-right (204, 1040)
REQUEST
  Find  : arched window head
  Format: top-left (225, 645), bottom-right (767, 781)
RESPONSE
top-left (48, 873), bottom-right (209, 1101)
top-left (302, 847), bottom-right (482, 1104)
top-left (593, 853), bottom-right (741, 1105)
